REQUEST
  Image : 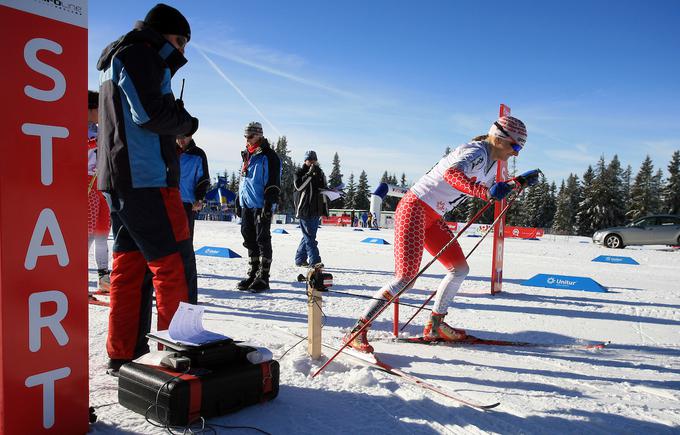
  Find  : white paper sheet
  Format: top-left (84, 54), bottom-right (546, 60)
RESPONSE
top-left (156, 302), bottom-right (229, 346)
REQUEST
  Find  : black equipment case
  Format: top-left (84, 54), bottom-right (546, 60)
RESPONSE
top-left (118, 360), bottom-right (279, 426)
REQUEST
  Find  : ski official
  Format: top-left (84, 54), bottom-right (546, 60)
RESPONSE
top-left (96, 3), bottom-right (199, 374)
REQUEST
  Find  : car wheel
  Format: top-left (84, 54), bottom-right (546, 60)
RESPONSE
top-left (604, 234), bottom-right (623, 249)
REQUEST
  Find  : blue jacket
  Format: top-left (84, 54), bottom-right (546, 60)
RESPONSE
top-left (179, 140), bottom-right (210, 204)
top-left (96, 22), bottom-right (198, 192)
top-left (238, 139), bottom-right (281, 209)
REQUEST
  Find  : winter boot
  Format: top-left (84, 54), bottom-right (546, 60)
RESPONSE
top-left (423, 312), bottom-right (467, 342)
top-left (342, 318), bottom-right (374, 353)
top-left (248, 257), bottom-right (272, 293)
top-left (237, 257), bottom-right (260, 290)
top-left (98, 269), bottom-right (111, 294)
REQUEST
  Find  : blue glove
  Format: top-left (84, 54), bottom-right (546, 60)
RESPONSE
top-left (514, 169), bottom-right (542, 187)
top-left (488, 182), bottom-right (514, 201)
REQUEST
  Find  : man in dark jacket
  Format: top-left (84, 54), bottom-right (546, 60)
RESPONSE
top-left (177, 135), bottom-right (210, 303)
top-left (96, 3), bottom-right (199, 374)
top-left (293, 150), bottom-right (329, 267)
top-left (236, 122), bottom-right (282, 292)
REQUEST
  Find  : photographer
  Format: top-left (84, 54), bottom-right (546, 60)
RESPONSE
top-left (293, 150), bottom-right (329, 268)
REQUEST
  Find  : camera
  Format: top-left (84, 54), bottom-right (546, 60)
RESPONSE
top-left (297, 267), bottom-right (333, 292)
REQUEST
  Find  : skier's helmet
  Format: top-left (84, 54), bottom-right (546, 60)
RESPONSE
top-left (488, 116), bottom-right (527, 147)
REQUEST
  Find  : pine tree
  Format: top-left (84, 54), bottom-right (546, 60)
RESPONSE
top-left (355, 170), bottom-right (371, 210)
top-left (651, 169), bottom-right (664, 213)
top-left (443, 146), bottom-right (451, 157)
top-left (400, 173), bottom-right (407, 187)
top-left (551, 174), bottom-right (581, 234)
top-left (344, 173), bottom-right (356, 209)
top-left (274, 136), bottom-right (296, 214)
top-left (576, 166), bottom-right (597, 236)
top-left (663, 150), bottom-right (680, 214)
top-left (505, 188), bottom-right (526, 226)
top-left (604, 155), bottom-right (627, 226)
top-left (627, 156), bottom-right (657, 220)
top-left (523, 174), bottom-right (554, 228)
top-left (622, 164), bottom-right (632, 214)
top-left (327, 152), bottom-right (344, 208)
top-left (328, 153), bottom-right (343, 188)
top-left (228, 171), bottom-right (239, 192)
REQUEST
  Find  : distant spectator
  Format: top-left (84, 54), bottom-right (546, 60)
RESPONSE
top-left (293, 150), bottom-right (329, 267)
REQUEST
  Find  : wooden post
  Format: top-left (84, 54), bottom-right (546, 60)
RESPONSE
top-left (307, 271), bottom-right (322, 359)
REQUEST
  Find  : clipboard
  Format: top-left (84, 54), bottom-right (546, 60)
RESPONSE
top-left (147, 331), bottom-right (233, 351)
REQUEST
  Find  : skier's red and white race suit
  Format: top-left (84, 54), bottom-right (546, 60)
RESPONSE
top-left (361, 141), bottom-right (498, 321)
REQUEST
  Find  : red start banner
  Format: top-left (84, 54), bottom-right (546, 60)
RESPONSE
top-left (321, 215), bottom-right (353, 226)
top-left (446, 222), bottom-right (544, 239)
top-left (1, 1), bottom-right (88, 433)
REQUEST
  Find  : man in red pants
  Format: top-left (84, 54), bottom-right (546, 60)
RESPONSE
top-left (96, 3), bottom-right (199, 375)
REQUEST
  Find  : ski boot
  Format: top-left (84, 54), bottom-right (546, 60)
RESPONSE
top-left (249, 257), bottom-right (272, 293)
top-left (97, 270), bottom-right (111, 294)
top-left (343, 318), bottom-right (374, 353)
top-left (423, 312), bottom-right (467, 342)
top-left (237, 257), bottom-right (260, 290)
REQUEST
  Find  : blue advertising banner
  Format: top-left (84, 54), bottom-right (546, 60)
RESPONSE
top-left (195, 246), bottom-right (242, 258)
top-left (592, 255), bottom-right (639, 265)
top-left (522, 274), bottom-right (607, 293)
top-left (361, 238), bottom-right (390, 245)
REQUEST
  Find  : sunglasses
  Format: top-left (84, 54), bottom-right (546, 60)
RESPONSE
top-left (494, 122), bottom-right (523, 152)
top-left (244, 134), bottom-right (256, 140)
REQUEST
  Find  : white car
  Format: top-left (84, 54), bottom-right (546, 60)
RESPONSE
top-left (592, 215), bottom-right (680, 249)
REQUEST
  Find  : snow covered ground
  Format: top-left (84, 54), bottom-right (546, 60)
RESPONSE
top-left (88, 220), bottom-right (680, 434)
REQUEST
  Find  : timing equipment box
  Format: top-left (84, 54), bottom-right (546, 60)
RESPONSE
top-left (118, 360), bottom-right (279, 426)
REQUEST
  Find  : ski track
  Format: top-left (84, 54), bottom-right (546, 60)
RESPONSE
top-left (87, 221), bottom-right (680, 434)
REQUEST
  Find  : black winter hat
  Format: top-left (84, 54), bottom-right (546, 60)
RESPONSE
top-left (144, 3), bottom-right (191, 41)
top-left (88, 90), bottom-right (99, 109)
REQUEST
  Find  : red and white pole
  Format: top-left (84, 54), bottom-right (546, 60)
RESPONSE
top-left (1, 1), bottom-right (88, 433)
top-left (491, 103), bottom-right (511, 294)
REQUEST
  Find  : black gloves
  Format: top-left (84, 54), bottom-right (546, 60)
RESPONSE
top-left (259, 198), bottom-right (274, 223)
top-left (176, 98), bottom-right (199, 136)
top-left (514, 169), bottom-right (542, 187)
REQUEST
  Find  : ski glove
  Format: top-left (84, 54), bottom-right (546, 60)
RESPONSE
top-left (259, 199), bottom-right (275, 223)
top-left (514, 169), bottom-right (542, 187)
top-left (488, 182), bottom-right (514, 201)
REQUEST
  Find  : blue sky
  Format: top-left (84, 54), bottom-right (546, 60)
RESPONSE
top-left (88, 0), bottom-right (680, 189)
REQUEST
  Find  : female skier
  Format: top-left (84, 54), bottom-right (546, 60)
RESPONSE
top-left (344, 115), bottom-right (540, 352)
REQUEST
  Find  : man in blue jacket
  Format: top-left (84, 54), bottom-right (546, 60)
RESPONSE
top-left (236, 122), bottom-right (282, 292)
top-left (96, 3), bottom-right (199, 374)
top-left (178, 135), bottom-right (210, 303)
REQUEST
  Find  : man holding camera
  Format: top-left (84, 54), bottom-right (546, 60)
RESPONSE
top-left (236, 122), bottom-right (282, 292)
top-left (293, 150), bottom-right (329, 267)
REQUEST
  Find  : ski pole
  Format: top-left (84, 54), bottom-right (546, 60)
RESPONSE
top-left (179, 78), bottom-right (185, 100)
top-left (312, 199), bottom-right (494, 378)
top-left (399, 188), bottom-right (524, 331)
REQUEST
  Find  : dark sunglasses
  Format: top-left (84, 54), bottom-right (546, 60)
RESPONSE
top-left (494, 122), bottom-right (523, 152)
top-left (244, 134), bottom-right (256, 140)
